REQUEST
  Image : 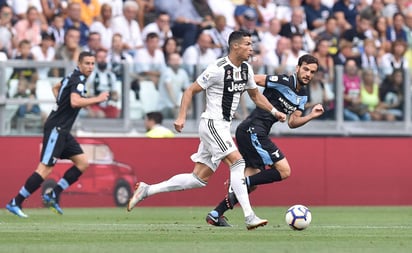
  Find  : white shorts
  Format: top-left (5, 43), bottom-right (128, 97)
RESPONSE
top-left (191, 118), bottom-right (238, 171)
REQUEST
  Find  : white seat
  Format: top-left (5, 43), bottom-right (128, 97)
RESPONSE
top-left (139, 80), bottom-right (159, 114)
top-left (129, 90), bottom-right (143, 119)
top-left (36, 79), bottom-right (55, 116)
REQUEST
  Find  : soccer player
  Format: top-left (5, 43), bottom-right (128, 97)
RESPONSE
top-left (205, 54), bottom-right (324, 227)
top-left (5, 51), bottom-right (110, 218)
top-left (127, 31), bottom-right (287, 230)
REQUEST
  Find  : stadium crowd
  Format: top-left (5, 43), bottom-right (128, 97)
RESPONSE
top-left (1, 0), bottom-right (411, 123)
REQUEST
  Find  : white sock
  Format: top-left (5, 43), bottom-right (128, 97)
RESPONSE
top-left (147, 173), bottom-right (206, 197)
top-left (230, 159), bottom-right (253, 217)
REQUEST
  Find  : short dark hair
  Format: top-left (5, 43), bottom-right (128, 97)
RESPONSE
top-left (228, 31), bottom-right (251, 48)
top-left (146, 111), bottom-right (163, 124)
top-left (298, 54), bottom-right (319, 69)
top-left (79, 51), bottom-right (95, 62)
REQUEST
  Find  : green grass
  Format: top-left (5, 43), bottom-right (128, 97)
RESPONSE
top-left (1, 206), bottom-right (412, 253)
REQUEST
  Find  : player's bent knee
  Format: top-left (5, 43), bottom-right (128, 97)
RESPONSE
top-left (280, 168), bottom-right (291, 180)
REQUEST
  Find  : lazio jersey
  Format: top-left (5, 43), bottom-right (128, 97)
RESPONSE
top-left (243, 74), bottom-right (308, 133)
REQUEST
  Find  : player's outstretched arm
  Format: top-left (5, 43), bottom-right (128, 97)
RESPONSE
top-left (254, 74), bottom-right (267, 87)
top-left (174, 81), bottom-right (203, 132)
top-left (70, 92), bottom-right (109, 108)
top-left (288, 104), bottom-right (324, 128)
top-left (247, 88), bottom-right (286, 122)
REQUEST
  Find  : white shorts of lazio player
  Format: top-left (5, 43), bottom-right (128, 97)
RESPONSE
top-left (191, 118), bottom-right (237, 171)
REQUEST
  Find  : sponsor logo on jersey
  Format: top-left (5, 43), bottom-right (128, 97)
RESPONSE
top-left (278, 97), bottom-right (297, 113)
top-left (272, 149), bottom-right (280, 158)
top-left (269, 76), bottom-right (278, 82)
top-left (77, 83), bottom-right (85, 92)
top-left (227, 81), bottom-right (246, 92)
top-left (202, 72), bottom-right (210, 83)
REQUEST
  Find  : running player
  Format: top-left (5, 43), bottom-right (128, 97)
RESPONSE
top-left (205, 54), bottom-right (324, 226)
top-left (6, 51), bottom-right (109, 218)
top-left (127, 31), bottom-right (287, 230)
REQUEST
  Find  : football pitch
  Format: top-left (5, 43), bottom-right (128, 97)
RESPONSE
top-left (1, 206), bottom-right (411, 253)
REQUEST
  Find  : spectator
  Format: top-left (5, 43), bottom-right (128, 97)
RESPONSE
top-left (312, 39), bottom-right (335, 84)
top-left (99, 0), bottom-right (123, 17)
top-left (386, 12), bottom-right (407, 43)
top-left (379, 39), bottom-right (408, 78)
top-left (333, 39), bottom-right (361, 67)
top-left (304, 67), bottom-right (335, 120)
top-left (343, 59), bottom-right (371, 121)
top-left (207, 0), bottom-right (236, 29)
top-left (86, 49), bottom-right (121, 118)
top-left (13, 77), bottom-right (41, 119)
top-left (340, 14), bottom-right (373, 56)
top-left (234, 0), bottom-right (264, 28)
top-left (182, 32), bottom-right (217, 80)
top-left (9, 40), bottom-right (38, 85)
top-left (192, 0), bottom-right (215, 27)
top-left (279, 6), bottom-right (315, 52)
top-left (157, 53), bottom-right (190, 119)
top-left (360, 0), bottom-right (384, 25)
top-left (111, 0), bottom-right (144, 54)
top-left (89, 3), bottom-right (114, 50)
top-left (261, 17), bottom-right (282, 54)
top-left (64, 2), bottom-right (89, 47)
top-left (205, 15), bottom-right (233, 58)
top-left (141, 11), bottom-right (173, 48)
top-left (40, 0), bottom-right (66, 23)
top-left (144, 111), bottom-right (175, 138)
top-left (282, 33), bottom-right (308, 75)
top-left (372, 16), bottom-right (391, 56)
top-left (107, 33), bottom-right (134, 82)
top-left (304, 0), bottom-right (332, 33)
top-left (134, 32), bottom-right (166, 88)
top-left (275, 0), bottom-right (301, 25)
top-left (316, 16), bottom-right (340, 55)
top-left (48, 14), bottom-right (65, 48)
top-left (13, 6), bottom-right (42, 47)
top-left (70, 0), bottom-right (100, 27)
top-left (54, 27), bottom-right (82, 75)
top-left (0, 5), bottom-right (15, 56)
top-left (137, 0), bottom-right (157, 27)
top-left (379, 68), bottom-right (404, 121)
top-left (359, 69), bottom-right (387, 121)
top-left (82, 31), bottom-right (103, 54)
top-left (263, 36), bottom-right (291, 75)
top-left (257, 0), bottom-right (278, 29)
top-left (238, 9), bottom-right (265, 73)
top-left (30, 31), bottom-right (56, 79)
top-left (332, 0), bottom-right (359, 31)
top-left (162, 37), bottom-right (180, 63)
top-left (360, 38), bottom-right (380, 77)
top-left (11, 0), bottom-right (48, 30)
top-left (158, 0), bottom-right (212, 53)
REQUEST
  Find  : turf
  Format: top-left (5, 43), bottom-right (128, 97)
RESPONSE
top-left (1, 206), bottom-right (412, 253)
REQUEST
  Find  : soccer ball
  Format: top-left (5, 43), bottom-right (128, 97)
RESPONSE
top-left (285, 204), bottom-right (312, 230)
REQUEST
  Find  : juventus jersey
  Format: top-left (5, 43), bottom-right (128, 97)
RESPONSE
top-left (240, 74), bottom-right (308, 134)
top-left (197, 56), bottom-right (257, 121)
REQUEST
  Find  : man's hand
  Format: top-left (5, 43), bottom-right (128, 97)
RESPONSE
top-left (174, 117), bottom-right (185, 132)
top-left (311, 104), bottom-right (324, 118)
top-left (275, 111), bottom-right (287, 122)
top-left (97, 91), bottom-right (110, 103)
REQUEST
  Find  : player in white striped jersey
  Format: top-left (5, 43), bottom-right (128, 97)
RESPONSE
top-left (127, 31), bottom-right (286, 230)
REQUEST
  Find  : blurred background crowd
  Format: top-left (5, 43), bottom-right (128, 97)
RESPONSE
top-left (1, 0), bottom-right (411, 133)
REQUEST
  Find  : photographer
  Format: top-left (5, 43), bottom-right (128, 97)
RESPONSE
top-left (85, 48), bottom-right (121, 118)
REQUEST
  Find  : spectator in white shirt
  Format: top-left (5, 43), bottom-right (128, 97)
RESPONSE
top-left (182, 31), bottom-right (217, 80)
top-left (141, 11), bottom-right (173, 48)
top-left (89, 3), bottom-right (113, 50)
top-left (157, 52), bottom-right (190, 118)
top-left (134, 32), bottom-right (166, 88)
top-left (111, 0), bottom-right (143, 55)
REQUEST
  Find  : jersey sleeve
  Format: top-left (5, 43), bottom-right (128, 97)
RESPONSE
top-left (245, 63), bottom-right (257, 90)
top-left (196, 63), bottom-right (220, 89)
top-left (71, 76), bottom-right (87, 96)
